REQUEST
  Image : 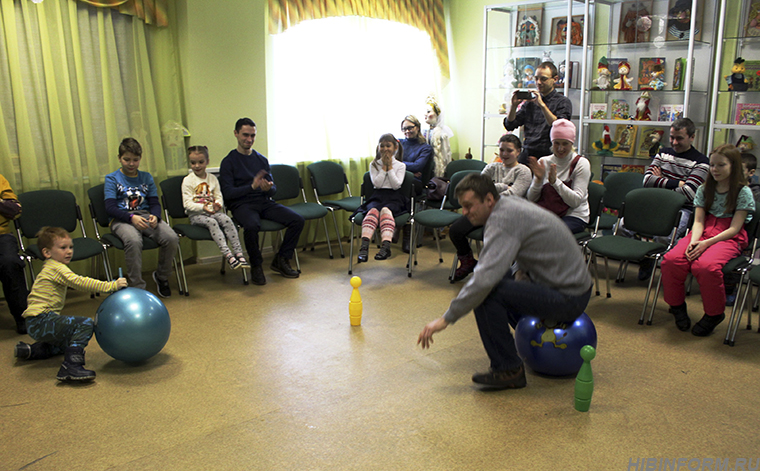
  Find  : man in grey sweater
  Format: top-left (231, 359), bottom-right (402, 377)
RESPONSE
top-left (418, 173), bottom-right (593, 389)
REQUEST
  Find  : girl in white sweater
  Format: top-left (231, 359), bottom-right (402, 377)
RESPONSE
top-left (182, 146), bottom-right (248, 269)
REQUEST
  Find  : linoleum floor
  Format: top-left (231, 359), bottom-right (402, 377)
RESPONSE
top-left (1, 239), bottom-right (760, 470)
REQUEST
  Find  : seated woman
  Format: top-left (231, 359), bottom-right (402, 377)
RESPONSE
top-left (451, 133), bottom-right (532, 282)
top-left (527, 119), bottom-right (591, 234)
top-left (355, 133), bottom-right (410, 263)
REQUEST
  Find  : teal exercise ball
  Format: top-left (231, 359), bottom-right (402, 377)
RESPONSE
top-left (94, 287), bottom-right (171, 363)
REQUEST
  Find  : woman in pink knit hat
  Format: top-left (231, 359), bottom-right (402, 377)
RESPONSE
top-left (526, 119), bottom-right (591, 233)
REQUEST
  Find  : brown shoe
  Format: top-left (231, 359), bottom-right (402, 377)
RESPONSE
top-left (471, 364), bottom-right (527, 390)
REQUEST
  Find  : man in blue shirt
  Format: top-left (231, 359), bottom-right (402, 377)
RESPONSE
top-left (219, 118), bottom-right (304, 285)
top-left (504, 62), bottom-right (572, 165)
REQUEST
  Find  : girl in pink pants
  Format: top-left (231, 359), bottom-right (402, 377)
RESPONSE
top-left (661, 144), bottom-right (755, 336)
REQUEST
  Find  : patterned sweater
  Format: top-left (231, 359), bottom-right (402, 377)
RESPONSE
top-left (643, 146), bottom-right (709, 205)
top-left (23, 259), bottom-right (120, 318)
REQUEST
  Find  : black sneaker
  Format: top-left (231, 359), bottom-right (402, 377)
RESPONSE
top-left (14, 342), bottom-right (31, 360)
top-left (152, 271), bottom-right (171, 298)
top-left (669, 303), bottom-right (691, 331)
top-left (472, 364), bottom-right (527, 390)
top-left (692, 313), bottom-right (726, 337)
top-left (271, 255), bottom-right (299, 278)
top-left (250, 264), bottom-right (266, 285)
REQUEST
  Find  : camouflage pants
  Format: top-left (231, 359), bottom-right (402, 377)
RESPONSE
top-left (26, 311), bottom-right (94, 350)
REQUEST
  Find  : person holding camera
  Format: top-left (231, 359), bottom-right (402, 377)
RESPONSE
top-left (503, 61), bottom-right (572, 165)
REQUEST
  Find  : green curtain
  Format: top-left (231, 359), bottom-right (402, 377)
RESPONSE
top-left (0, 0), bottom-right (186, 273)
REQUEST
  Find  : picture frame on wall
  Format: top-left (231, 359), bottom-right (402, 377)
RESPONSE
top-left (666, 0), bottom-right (702, 41)
top-left (550, 15), bottom-right (584, 45)
top-left (618, 1), bottom-right (653, 44)
top-left (515, 7), bottom-right (542, 47)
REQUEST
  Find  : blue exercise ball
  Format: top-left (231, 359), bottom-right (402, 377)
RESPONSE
top-left (94, 287), bottom-right (171, 363)
top-left (514, 312), bottom-right (597, 376)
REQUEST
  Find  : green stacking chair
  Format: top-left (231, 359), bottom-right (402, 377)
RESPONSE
top-left (15, 189), bottom-right (111, 287)
top-left (307, 161), bottom-right (361, 258)
top-left (270, 164), bottom-right (333, 259)
top-left (409, 170), bottom-right (479, 277)
top-left (586, 188), bottom-right (686, 325)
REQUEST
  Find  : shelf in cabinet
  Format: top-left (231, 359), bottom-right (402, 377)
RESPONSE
top-left (582, 119), bottom-right (677, 127)
top-left (712, 123), bottom-right (760, 131)
top-left (588, 39), bottom-right (711, 49)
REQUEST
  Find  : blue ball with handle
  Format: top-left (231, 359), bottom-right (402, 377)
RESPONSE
top-left (94, 271), bottom-right (171, 363)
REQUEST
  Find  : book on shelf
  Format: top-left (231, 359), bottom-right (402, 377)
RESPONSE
top-left (613, 124), bottom-right (638, 157)
top-left (745, 2), bottom-right (760, 37)
top-left (589, 103), bottom-right (608, 120)
top-left (611, 99), bottom-right (630, 120)
top-left (638, 57), bottom-right (666, 90)
top-left (621, 164), bottom-right (646, 173)
top-left (550, 15), bottom-right (584, 46)
top-left (735, 104), bottom-right (760, 125)
top-left (742, 60), bottom-right (760, 91)
top-left (638, 128), bottom-right (665, 157)
top-left (672, 58), bottom-right (686, 91)
top-left (658, 104), bottom-right (684, 122)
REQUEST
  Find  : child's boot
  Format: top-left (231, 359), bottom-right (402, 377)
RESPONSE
top-left (375, 240), bottom-right (392, 260)
top-left (15, 341), bottom-right (56, 360)
top-left (358, 237), bottom-right (370, 263)
top-left (56, 346), bottom-right (96, 382)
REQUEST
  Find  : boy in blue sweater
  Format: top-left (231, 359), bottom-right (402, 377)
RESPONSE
top-left (219, 118), bottom-right (303, 285)
top-left (104, 138), bottom-right (179, 297)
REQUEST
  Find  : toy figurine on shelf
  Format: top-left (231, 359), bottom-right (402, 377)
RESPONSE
top-left (542, 51), bottom-right (554, 64)
top-left (635, 91), bottom-right (652, 121)
top-left (593, 57), bottom-right (611, 90)
top-left (523, 64), bottom-right (536, 88)
top-left (647, 64), bottom-right (667, 90)
top-left (614, 60), bottom-right (633, 90)
top-left (737, 135), bottom-right (755, 153)
top-left (592, 125), bottom-right (619, 157)
top-left (642, 128), bottom-right (665, 157)
top-left (726, 57), bottom-right (749, 91)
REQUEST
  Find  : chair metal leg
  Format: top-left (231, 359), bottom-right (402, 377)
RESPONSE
top-left (603, 256), bottom-right (612, 298)
top-left (321, 217), bottom-right (334, 259)
top-left (407, 223), bottom-right (416, 277)
top-left (449, 253), bottom-right (458, 281)
top-left (348, 223), bottom-right (355, 275)
top-left (433, 228), bottom-right (443, 263)
top-left (729, 278), bottom-right (753, 346)
top-left (327, 209), bottom-right (345, 258)
top-left (645, 258), bottom-right (665, 325)
top-left (726, 274), bottom-right (749, 345)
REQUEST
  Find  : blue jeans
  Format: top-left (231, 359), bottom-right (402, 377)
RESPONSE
top-left (474, 272), bottom-right (591, 372)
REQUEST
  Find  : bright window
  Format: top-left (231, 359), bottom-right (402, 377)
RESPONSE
top-left (269, 16), bottom-right (442, 165)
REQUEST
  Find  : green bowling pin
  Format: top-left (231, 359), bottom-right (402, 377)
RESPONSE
top-left (574, 345), bottom-right (596, 412)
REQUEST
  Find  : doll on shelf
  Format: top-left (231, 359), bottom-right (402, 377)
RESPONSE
top-left (592, 125), bottom-right (619, 157)
top-left (593, 57), bottom-right (611, 90)
top-left (647, 64), bottom-right (667, 91)
top-left (523, 64), bottom-right (536, 88)
top-left (725, 57), bottom-right (749, 91)
top-left (614, 61), bottom-right (633, 90)
top-left (634, 91), bottom-right (652, 121)
top-left (737, 135), bottom-right (755, 153)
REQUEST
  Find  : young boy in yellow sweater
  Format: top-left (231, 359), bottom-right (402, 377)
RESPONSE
top-left (15, 226), bottom-right (127, 382)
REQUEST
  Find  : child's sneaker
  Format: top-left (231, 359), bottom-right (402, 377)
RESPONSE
top-left (152, 271), bottom-right (171, 298)
top-left (235, 254), bottom-right (250, 268)
top-left (227, 254), bottom-right (242, 270)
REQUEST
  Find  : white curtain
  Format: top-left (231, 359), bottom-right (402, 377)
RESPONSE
top-left (269, 16), bottom-right (441, 165)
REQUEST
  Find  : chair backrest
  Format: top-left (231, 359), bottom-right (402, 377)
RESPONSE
top-left (622, 188), bottom-right (686, 237)
top-left (444, 159), bottom-right (487, 179)
top-left (87, 184), bottom-right (111, 228)
top-left (270, 164), bottom-right (302, 202)
top-left (587, 182), bottom-right (607, 228)
top-left (419, 153), bottom-right (436, 185)
top-left (307, 161), bottom-right (348, 197)
top-left (602, 171), bottom-right (644, 210)
top-left (445, 170), bottom-right (481, 209)
top-left (17, 190), bottom-right (80, 237)
top-left (159, 176), bottom-right (189, 220)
